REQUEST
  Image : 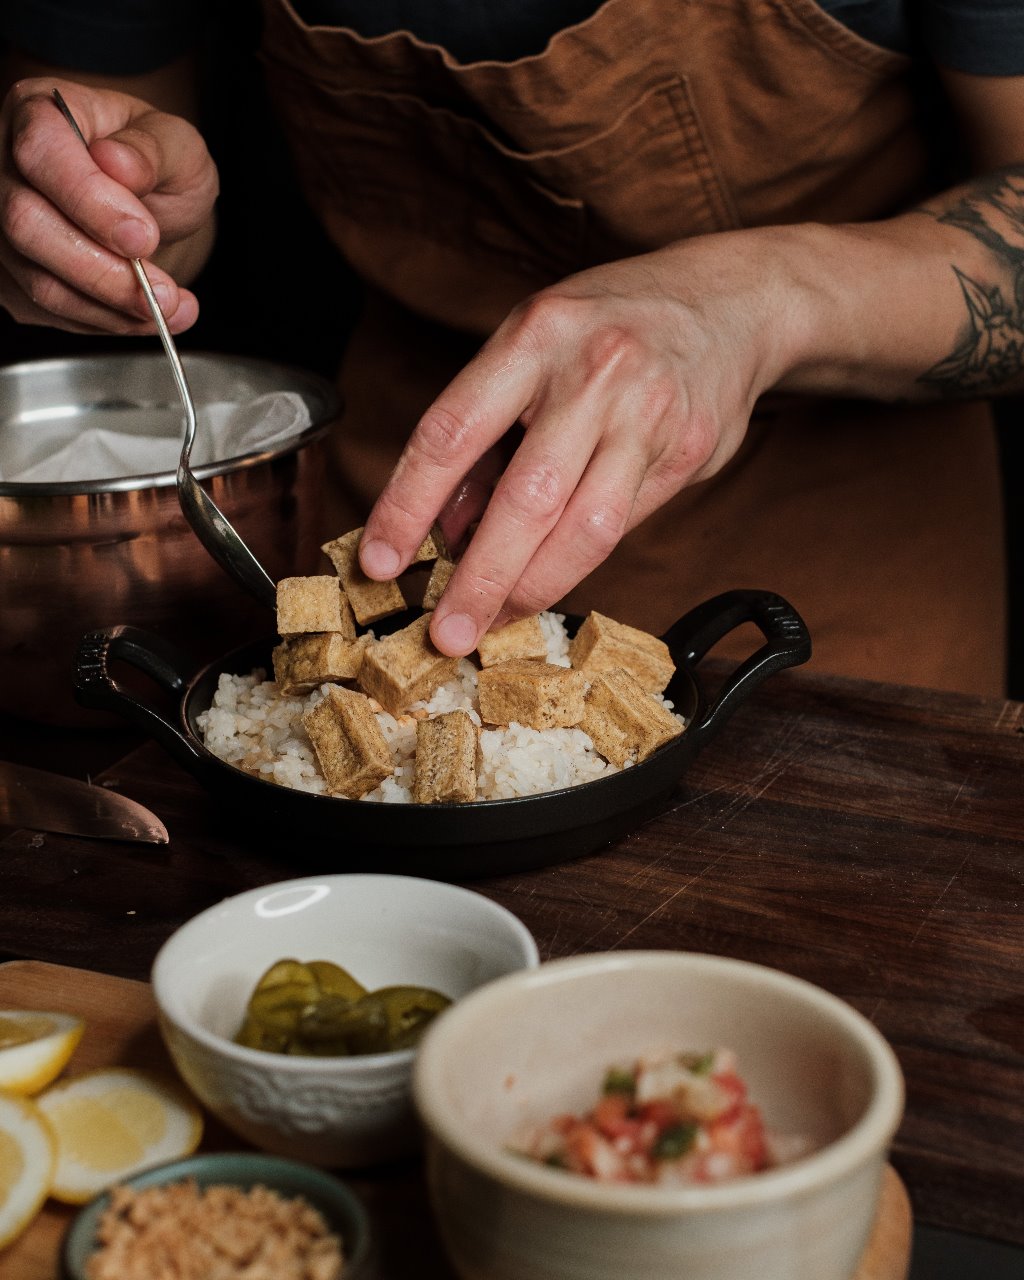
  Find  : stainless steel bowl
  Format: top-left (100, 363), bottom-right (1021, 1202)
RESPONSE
top-left (0, 351), bottom-right (338, 725)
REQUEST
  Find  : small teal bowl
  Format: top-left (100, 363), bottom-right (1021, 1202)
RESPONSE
top-left (62, 1151), bottom-right (372, 1279)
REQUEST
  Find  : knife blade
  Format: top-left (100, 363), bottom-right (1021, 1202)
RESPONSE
top-left (0, 760), bottom-right (169, 844)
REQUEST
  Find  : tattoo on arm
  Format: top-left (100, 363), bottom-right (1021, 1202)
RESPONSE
top-left (919, 169), bottom-right (1024, 396)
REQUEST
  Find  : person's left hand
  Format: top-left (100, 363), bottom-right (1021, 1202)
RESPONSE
top-left (359, 234), bottom-right (795, 656)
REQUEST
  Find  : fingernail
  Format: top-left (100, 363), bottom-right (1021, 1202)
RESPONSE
top-left (152, 283), bottom-right (175, 313)
top-left (114, 217), bottom-right (151, 257)
top-left (360, 538), bottom-right (401, 578)
top-left (434, 612), bottom-right (478, 655)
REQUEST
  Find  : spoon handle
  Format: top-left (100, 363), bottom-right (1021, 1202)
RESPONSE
top-left (50, 88), bottom-right (277, 611)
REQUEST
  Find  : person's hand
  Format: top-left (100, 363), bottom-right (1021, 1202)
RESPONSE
top-left (0, 77), bottom-right (218, 334)
top-left (360, 234), bottom-right (794, 656)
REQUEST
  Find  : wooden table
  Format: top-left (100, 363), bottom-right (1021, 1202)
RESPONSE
top-left (2, 662), bottom-right (1023, 1274)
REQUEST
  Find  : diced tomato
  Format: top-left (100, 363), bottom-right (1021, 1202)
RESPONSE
top-left (593, 1092), bottom-right (630, 1133)
top-left (564, 1121), bottom-right (626, 1180)
top-left (709, 1069), bottom-right (748, 1123)
top-left (518, 1050), bottom-right (788, 1187)
top-left (635, 1098), bottom-right (681, 1132)
top-left (707, 1103), bottom-right (769, 1172)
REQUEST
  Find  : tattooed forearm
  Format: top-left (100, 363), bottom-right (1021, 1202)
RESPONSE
top-left (918, 168), bottom-right (1024, 396)
top-left (918, 266), bottom-right (1024, 394)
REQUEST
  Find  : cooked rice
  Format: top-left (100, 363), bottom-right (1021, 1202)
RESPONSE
top-left (198, 611), bottom-right (683, 803)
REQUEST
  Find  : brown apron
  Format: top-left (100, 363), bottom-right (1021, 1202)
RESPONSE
top-left (259, 0), bottom-right (1007, 695)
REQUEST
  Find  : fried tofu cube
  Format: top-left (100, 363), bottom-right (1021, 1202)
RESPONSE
top-left (569, 611), bottom-right (675, 693)
top-left (357, 613), bottom-right (459, 715)
top-left (477, 659), bottom-right (587, 730)
top-left (321, 528), bottom-right (407, 625)
top-left (276, 577), bottom-right (356, 638)
top-left (272, 632), bottom-right (372, 695)
top-left (477, 615), bottom-right (549, 668)
top-left (581, 668), bottom-right (684, 767)
top-left (413, 709), bottom-right (478, 804)
top-left (412, 524), bottom-right (449, 563)
top-left (422, 556), bottom-right (456, 609)
top-left (302, 684), bottom-right (394, 798)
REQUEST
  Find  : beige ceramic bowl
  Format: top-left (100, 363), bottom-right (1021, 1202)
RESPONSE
top-left (151, 873), bottom-right (538, 1168)
top-left (413, 951), bottom-right (904, 1280)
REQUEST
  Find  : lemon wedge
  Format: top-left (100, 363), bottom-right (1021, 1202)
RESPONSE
top-left (0, 1091), bottom-right (56, 1247)
top-left (35, 1067), bottom-right (204, 1204)
top-left (0, 1010), bottom-right (84, 1095)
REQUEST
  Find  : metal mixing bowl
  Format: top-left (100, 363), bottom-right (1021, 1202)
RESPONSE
top-left (0, 351), bottom-right (338, 724)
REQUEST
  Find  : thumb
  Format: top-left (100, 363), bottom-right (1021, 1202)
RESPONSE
top-left (89, 113), bottom-right (218, 245)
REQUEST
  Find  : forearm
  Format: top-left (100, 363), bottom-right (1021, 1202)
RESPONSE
top-left (761, 168), bottom-right (1024, 403)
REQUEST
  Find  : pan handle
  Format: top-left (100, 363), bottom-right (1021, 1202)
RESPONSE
top-left (662, 590), bottom-right (811, 742)
top-left (74, 625), bottom-right (204, 769)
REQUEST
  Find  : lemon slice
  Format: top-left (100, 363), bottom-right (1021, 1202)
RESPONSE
top-left (35, 1067), bottom-right (204, 1204)
top-left (0, 1010), bottom-right (85, 1095)
top-left (0, 1092), bottom-right (56, 1247)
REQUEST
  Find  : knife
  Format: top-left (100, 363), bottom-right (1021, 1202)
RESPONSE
top-left (0, 760), bottom-right (169, 844)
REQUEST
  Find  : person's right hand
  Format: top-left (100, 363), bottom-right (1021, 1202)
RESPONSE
top-left (0, 77), bottom-right (218, 335)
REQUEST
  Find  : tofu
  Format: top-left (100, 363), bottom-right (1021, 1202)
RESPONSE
top-left (477, 615), bottom-right (548, 668)
top-left (302, 684), bottom-right (394, 799)
top-left (422, 556), bottom-right (456, 609)
top-left (412, 524), bottom-right (449, 564)
top-left (569, 611), bottom-right (675, 693)
top-left (320, 528), bottom-right (406, 625)
top-left (477, 659), bottom-right (587, 730)
top-left (276, 577), bottom-right (356, 638)
top-left (413, 709), bottom-right (478, 804)
top-left (581, 668), bottom-right (684, 767)
top-left (357, 612), bottom-right (459, 716)
top-left (272, 632), bottom-right (372, 695)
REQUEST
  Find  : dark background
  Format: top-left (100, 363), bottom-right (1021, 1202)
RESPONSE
top-left (2, 13), bottom-right (1021, 700)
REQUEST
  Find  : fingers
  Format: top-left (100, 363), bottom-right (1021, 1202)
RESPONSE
top-left (0, 79), bottom-right (214, 332)
top-left (429, 401), bottom-right (608, 651)
top-left (359, 328), bottom-right (542, 579)
top-left (7, 83), bottom-right (162, 256)
top-left (489, 442), bottom-right (647, 627)
top-left (434, 445), bottom-right (512, 553)
top-left (0, 248), bottom-right (197, 334)
top-left (360, 269), bottom-right (755, 658)
top-left (0, 206), bottom-right (196, 330)
top-left (0, 259), bottom-right (123, 335)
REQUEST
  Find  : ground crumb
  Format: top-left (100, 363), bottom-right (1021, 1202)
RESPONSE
top-left (85, 1179), bottom-right (346, 1280)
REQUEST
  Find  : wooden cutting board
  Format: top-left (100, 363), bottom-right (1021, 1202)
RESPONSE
top-left (0, 960), bottom-right (912, 1280)
top-left (1, 960), bottom-right (170, 1279)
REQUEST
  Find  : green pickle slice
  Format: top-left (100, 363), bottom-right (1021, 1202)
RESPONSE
top-left (306, 960), bottom-right (367, 1002)
top-left (233, 958), bottom-right (451, 1057)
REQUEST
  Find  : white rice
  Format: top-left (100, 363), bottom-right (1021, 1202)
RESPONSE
top-left (197, 611), bottom-right (682, 803)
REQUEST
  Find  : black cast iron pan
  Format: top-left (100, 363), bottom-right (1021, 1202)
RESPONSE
top-left (73, 589), bottom-right (810, 879)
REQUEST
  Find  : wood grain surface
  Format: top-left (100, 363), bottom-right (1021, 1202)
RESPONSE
top-left (0, 960), bottom-right (909, 1280)
top-left (1, 663), bottom-right (1022, 1256)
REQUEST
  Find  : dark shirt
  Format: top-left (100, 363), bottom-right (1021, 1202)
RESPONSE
top-left (4, 0), bottom-right (1024, 76)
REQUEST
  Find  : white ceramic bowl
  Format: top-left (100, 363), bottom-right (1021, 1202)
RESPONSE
top-left (412, 951), bottom-right (904, 1280)
top-left (151, 874), bottom-right (539, 1167)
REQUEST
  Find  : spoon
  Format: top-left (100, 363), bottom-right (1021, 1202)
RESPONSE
top-left (51, 89), bottom-right (277, 610)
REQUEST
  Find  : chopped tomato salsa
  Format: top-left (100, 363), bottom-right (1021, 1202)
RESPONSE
top-left (513, 1049), bottom-right (792, 1185)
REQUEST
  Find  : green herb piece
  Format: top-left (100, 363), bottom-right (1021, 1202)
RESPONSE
top-left (651, 1123), bottom-right (698, 1161)
top-left (602, 1066), bottom-right (637, 1097)
top-left (684, 1050), bottom-right (716, 1076)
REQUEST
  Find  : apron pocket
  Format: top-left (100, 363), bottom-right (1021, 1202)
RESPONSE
top-left (266, 62), bottom-right (737, 275)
